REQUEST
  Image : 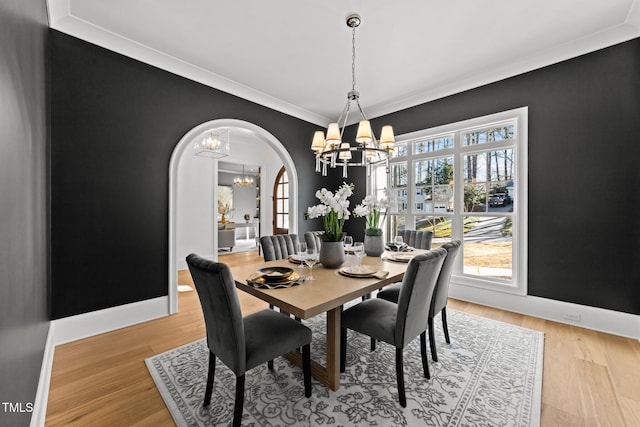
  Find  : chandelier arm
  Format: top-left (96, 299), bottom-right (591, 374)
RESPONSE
top-left (339, 102), bottom-right (352, 140)
top-left (335, 98), bottom-right (351, 133)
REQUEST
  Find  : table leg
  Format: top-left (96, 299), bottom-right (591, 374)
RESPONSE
top-left (286, 307), bottom-right (342, 391)
top-left (324, 307), bottom-right (341, 390)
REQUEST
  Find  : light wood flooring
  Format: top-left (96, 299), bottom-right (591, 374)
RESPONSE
top-left (45, 250), bottom-right (640, 426)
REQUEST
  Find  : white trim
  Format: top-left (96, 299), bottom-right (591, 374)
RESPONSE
top-left (450, 283), bottom-right (640, 340)
top-left (29, 325), bottom-right (55, 427)
top-left (46, 9), bottom-right (328, 127)
top-left (46, 1), bottom-right (640, 126)
top-left (392, 107), bottom-right (528, 296)
top-left (51, 296), bottom-right (169, 345)
top-left (168, 119), bottom-right (298, 314)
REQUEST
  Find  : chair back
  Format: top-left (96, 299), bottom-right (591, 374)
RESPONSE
top-left (186, 253), bottom-right (246, 376)
top-left (430, 240), bottom-right (462, 315)
top-left (304, 231), bottom-right (324, 252)
top-left (395, 248), bottom-right (447, 346)
top-left (397, 230), bottom-right (433, 249)
top-left (260, 234), bottom-right (299, 261)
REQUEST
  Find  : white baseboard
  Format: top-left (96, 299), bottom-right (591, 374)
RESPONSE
top-left (450, 283), bottom-right (639, 340)
top-left (52, 296), bottom-right (170, 345)
top-left (30, 324), bottom-right (55, 427)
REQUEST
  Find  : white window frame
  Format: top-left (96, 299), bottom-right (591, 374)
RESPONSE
top-left (382, 107), bottom-right (528, 295)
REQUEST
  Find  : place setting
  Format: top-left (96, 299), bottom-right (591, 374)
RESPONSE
top-left (245, 266), bottom-right (304, 289)
top-left (385, 234), bottom-right (414, 252)
top-left (287, 241), bottom-right (308, 264)
top-left (380, 234), bottom-right (416, 263)
top-left (382, 253), bottom-right (416, 263)
top-left (338, 241), bottom-right (389, 279)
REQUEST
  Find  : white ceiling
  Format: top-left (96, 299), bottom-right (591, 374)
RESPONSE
top-left (48, 0), bottom-right (639, 126)
top-left (218, 161), bottom-right (260, 176)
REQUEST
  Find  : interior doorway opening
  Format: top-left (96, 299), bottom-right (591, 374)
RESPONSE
top-left (168, 119), bottom-right (298, 314)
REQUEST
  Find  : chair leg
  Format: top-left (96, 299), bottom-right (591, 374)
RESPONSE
top-left (442, 308), bottom-right (450, 344)
top-left (340, 327), bottom-right (347, 372)
top-left (370, 337), bottom-right (376, 351)
top-left (232, 374), bottom-right (245, 427)
top-left (395, 347), bottom-right (406, 408)
top-left (428, 316), bottom-right (438, 362)
top-left (302, 343), bottom-right (312, 397)
top-left (420, 331), bottom-right (431, 379)
top-left (203, 351), bottom-right (216, 406)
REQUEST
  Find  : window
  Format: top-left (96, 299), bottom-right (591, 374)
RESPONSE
top-left (375, 108), bottom-right (528, 294)
top-left (273, 167), bottom-right (289, 234)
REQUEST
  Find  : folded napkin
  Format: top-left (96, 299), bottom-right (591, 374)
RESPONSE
top-left (373, 270), bottom-right (389, 279)
top-left (246, 272), bottom-right (263, 283)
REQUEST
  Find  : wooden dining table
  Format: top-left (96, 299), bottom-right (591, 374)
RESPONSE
top-left (232, 254), bottom-right (411, 391)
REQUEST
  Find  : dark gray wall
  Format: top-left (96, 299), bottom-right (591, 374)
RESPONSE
top-left (0, 0), bottom-right (50, 425)
top-left (50, 30), bottom-right (639, 320)
top-left (50, 31), bottom-right (328, 319)
top-left (369, 38), bottom-right (640, 314)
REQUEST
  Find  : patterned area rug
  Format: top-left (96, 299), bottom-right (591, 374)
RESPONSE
top-left (146, 309), bottom-right (543, 426)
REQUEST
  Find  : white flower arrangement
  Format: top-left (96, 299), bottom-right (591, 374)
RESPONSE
top-left (307, 182), bottom-right (354, 242)
top-left (354, 195), bottom-right (389, 236)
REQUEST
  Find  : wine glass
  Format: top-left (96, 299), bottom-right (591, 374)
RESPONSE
top-left (304, 247), bottom-right (319, 280)
top-left (393, 235), bottom-right (404, 251)
top-left (297, 242), bottom-right (307, 278)
top-left (352, 242), bottom-right (364, 272)
top-left (343, 235), bottom-right (353, 265)
top-left (343, 235), bottom-right (353, 252)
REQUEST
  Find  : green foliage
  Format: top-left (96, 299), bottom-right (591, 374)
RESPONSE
top-left (365, 228), bottom-right (383, 236)
top-left (464, 186), bottom-right (485, 211)
top-left (501, 217), bottom-right (512, 236)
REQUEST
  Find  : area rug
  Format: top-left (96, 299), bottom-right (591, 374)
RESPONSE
top-left (146, 309), bottom-right (543, 426)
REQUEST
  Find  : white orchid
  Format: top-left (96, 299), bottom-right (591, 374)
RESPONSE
top-left (307, 182), bottom-right (354, 241)
top-left (354, 195), bottom-right (389, 236)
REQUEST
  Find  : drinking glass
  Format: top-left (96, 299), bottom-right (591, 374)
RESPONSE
top-left (343, 235), bottom-right (353, 265)
top-left (352, 242), bottom-right (364, 272)
top-left (393, 235), bottom-right (404, 251)
top-left (297, 242), bottom-right (307, 278)
top-left (304, 247), bottom-right (319, 280)
top-left (343, 235), bottom-right (353, 251)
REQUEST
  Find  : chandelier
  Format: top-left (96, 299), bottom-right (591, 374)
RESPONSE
top-left (311, 14), bottom-right (395, 178)
top-left (193, 128), bottom-right (230, 158)
top-left (233, 165), bottom-right (254, 186)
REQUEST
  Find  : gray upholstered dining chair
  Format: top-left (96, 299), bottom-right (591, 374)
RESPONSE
top-left (396, 229), bottom-right (433, 249)
top-left (377, 240), bottom-right (461, 362)
top-left (304, 231), bottom-right (324, 252)
top-left (186, 253), bottom-right (312, 427)
top-left (260, 234), bottom-right (299, 261)
top-left (340, 248), bottom-right (447, 407)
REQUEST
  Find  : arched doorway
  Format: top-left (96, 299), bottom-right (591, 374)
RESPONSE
top-left (168, 119), bottom-right (298, 313)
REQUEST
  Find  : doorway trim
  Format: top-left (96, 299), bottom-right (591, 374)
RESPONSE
top-left (168, 119), bottom-right (298, 314)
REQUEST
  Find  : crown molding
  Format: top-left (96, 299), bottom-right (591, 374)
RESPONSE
top-left (47, 3), bottom-right (330, 126)
top-left (47, 1), bottom-right (640, 126)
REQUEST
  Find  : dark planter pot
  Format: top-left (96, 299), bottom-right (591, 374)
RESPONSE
top-left (319, 241), bottom-right (345, 269)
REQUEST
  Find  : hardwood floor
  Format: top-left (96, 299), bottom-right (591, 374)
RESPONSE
top-left (45, 250), bottom-right (640, 426)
